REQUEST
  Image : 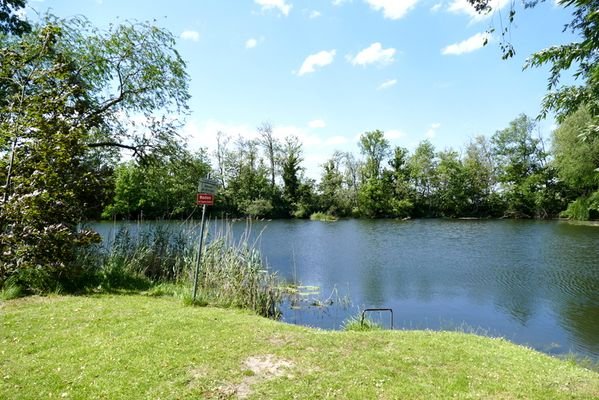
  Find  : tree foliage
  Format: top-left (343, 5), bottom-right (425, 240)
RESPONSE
top-left (552, 106), bottom-right (599, 190)
top-left (0, 0), bottom-right (30, 36)
top-left (0, 15), bottom-right (190, 290)
top-left (103, 151), bottom-right (210, 220)
top-left (552, 106), bottom-right (599, 218)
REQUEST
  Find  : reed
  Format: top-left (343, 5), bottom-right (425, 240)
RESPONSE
top-left (196, 222), bottom-right (281, 318)
top-left (100, 221), bottom-right (282, 318)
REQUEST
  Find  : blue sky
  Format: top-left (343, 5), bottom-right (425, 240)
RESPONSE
top-left (27, 0), bottom-right (577, 178)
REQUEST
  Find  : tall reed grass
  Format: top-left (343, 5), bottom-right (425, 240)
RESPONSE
top-left (100, 221), bottom-right (282, 318)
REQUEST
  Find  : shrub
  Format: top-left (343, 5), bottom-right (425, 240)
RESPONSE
top-left (310, 212), bottom-right (338, 222)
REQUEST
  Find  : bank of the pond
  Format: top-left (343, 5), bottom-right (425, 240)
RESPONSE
top-left (2, 295), bottom-right (597, 399)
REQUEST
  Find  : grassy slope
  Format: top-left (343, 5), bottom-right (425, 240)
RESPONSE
top-left (1, 295), bottom-right (597, 399)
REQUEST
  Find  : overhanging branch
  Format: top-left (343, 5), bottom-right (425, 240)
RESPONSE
top-left (86, 141), bottom-right (140, 156)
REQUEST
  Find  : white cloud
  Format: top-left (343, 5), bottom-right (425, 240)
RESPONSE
top-left (245, 38), bottom-right (258, 49)
top-left (184, 120), bottom-right (255, 152)
top-left (430, 2), bottom-right (443, 12)
top-left (349, 42), bottom-right (396, 67)
top-left (441, 32), bottom-right (489, 55)
top-left (297, 50), bottom-right (336, 76)
top-left (387, 129), bottom-right (406, 140)
top-left (365, 0), bottom-right (420, 20)
top-left (255, 0), bottom-right (292, 16)
top-left (325, 136), bottom-right (349, 146)
top-left (308, 119), bottom-right (327, 128)
top-left (180, 30), bottom-right (200, 42)
top-left (377, 79), bottom-right (398, 90)
top-left (425, 123), bottom-right (441, 138)
top-left (447, 0), bottom-right (509, 21)
top-left (332, 0), bottom-right (350, 5)
top-left (309, 10), bottom-right (322, 18)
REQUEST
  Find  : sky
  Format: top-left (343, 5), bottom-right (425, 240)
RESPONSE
top-left (25, 0), bottom-right (578, 179)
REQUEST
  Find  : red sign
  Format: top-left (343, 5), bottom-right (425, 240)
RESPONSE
top-left (196, 193), bottom-right (214, 206)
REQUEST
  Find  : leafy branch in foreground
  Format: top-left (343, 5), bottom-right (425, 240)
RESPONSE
top-left (471, 0), bottom-right (598, 135)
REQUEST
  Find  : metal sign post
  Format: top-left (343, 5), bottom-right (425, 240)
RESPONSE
top-left (192, 203), bottom-right (207, 303)
top-left (191, 176), bottom-right (220, 303)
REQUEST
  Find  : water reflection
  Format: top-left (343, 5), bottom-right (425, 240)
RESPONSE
top-left (92, 219), bottom-right (599, 360)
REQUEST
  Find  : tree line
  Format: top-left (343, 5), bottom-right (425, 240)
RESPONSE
top-left (102, 111), bottom-right (598, 221)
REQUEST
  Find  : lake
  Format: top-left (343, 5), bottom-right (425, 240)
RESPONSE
top-left (92, 219), bottom-right (599, 360)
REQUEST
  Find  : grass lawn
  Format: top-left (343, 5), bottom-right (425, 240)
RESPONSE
top-left (1, 295), bottom-right (597, 399)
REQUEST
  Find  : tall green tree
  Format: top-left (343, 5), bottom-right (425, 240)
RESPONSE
top-left (358, 130), bottom-right (390, 180)
top-left (341, 151), bottom-right (361, 212)
top-left (357, 130), bottom-right (392, 217)
top-left (218, 137), bottom-right (271, 218)
top-left (408, 140), bottom-right (438, 216)
top-left (257, 122), bottom-right (280, 192)
top-left (436, 150), bottom-right (468, 217)
top-left (280, 136), bottom-right (303, 216)
top-left (552, 106), bottom-right (599, 219)
top-left (553, 106), bottom-right (599, 191)
top-left (318, 155), bottom-right (345, 216)
top-left (0, 15), bottom-right (190, 290)
top-left (387, 146), bottom-right (414, 217)
top-left (491, 114), bottom-right (555, 217)
top-left (462, 136), bottom-right (501, 216)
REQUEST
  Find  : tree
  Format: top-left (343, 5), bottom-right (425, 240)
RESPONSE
top-left (387, 146), bottom-right (414, 217)
top-left (318, 156), bottom-right (345, 216)
top-left (358, 130), bottom-right (390, 180)
top-left (0, 15), bottom-right (190, 290)
top-left (257, 122), bottom-right (280, 191)
top-left (280, 136), bottom-right (303, 215)
top-left (553, 106), bottom-right (599, 191)
top-left (462, 135), bottom-right (501, 216)
top-left (491, 114), bottom-right (554, 217)
top-left (103, 150), bottom-right (210, 220)
top-left (552, 106), bottom-right (599, 219)
top-left (436, 150), bottom-right (468, 217)
top-left (341, 151), bottom-right (361, 212)
top-left (218, 137), bottom-right (271, 217)
top-left (214, 131), bottom-right (230, 189)
top-left (357, 130), bottom-right (393, 217)
top-left (408, 140), bottom-right (438, 216)
top-left (0, 0), bottom-right (30, 36)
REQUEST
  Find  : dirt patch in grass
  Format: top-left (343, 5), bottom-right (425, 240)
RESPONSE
top-left (233, 354), bottom-right (294, 399)
top-left (187, 365), bottom-right (210, 388)
top-left (267, 334), bottom-right (292, 347)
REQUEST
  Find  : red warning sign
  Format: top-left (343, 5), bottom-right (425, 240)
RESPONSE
top-left (196, 193), bottom-right (214, 206)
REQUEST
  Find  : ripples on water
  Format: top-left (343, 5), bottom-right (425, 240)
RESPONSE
top-left (93, 219), bottom-right (599, 360)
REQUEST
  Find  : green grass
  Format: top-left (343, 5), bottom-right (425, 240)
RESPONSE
top-left (2, 295), bottom-right (598, 399)
top-left (343, 315), bottom-right (383, 332)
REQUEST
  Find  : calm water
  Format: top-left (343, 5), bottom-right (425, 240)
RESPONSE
top-left (92, 219), bottom-right (599, 360)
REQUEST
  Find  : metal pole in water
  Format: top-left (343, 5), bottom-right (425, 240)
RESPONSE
top-left (192, 204), bottom-right (207, 303)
